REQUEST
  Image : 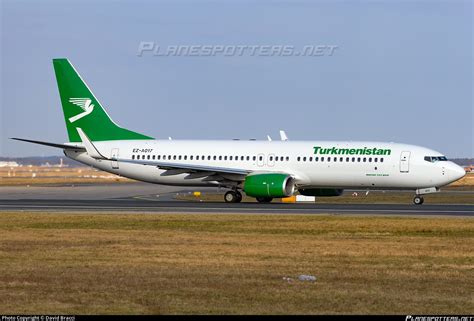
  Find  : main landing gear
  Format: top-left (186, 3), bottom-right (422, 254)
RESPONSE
top-left (413, 195), bottom-right (424, 205)
top-left (256, 197), bottom-right (273, 203)
top-left (224, 190), bottom-right (242, 203)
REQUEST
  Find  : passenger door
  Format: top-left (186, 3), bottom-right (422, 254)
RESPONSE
top-left (399, 151), bottom-right (410, 173)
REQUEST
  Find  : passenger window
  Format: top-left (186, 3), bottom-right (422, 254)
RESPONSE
top-left (381, 158), bottom-right (384, 163)
top-left (363, 157), bottom-right (366, 162)
top-left (184, 156), bottom-right (187, 160)
top-left (334, 157), bottom-right (337, 162)
top-left (374, 158), bottom-right (378, 162)
top-left (259, 156), bottom-right (263, 161)
top-left (253, 156), bottom-right (256, 161)
top-left (346, 157), bottom-right (349, 162)
top-left (297, 157), bottom-right (301, 162)
top-left (132, 155), bottom-right (135, 160)
top-left (357, 157), bottom-right (361, 162)
top-left (309, 157), bottom-right (312, 162)
top-left (352, 157), bottom-right (355, 162)
top-left (315, 157), bottom-right (319, 162)
top-left (178, 155), bottom-right (182, 160)
top-left (321, 157), bottom-right (324, 162)
top-left (153, 155), bottom-right (156, 160)
top-left (147, 155), bottom-right (150, 160)
top-left (368, 157), bottom-right (372, 162)
top-left (269, 156), bottom-right (273, 161)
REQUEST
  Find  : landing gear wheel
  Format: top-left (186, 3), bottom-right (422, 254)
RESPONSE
top-left (413, 195), bottom-right (424, 205)
top-left (224, 191), bottom-right (241, 203)
top-left (235, 191), bottom-right (243, 203)
top-left (256, 197), bottom-right (273, 203)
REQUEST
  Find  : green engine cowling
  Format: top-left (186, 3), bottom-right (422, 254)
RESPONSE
top-left (243, 173), bottom-right (295, 198)
top-left (298, 188), bottom-right (344, 197)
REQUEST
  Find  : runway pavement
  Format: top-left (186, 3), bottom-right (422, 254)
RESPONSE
top-left (0, 198), bottom-right (472, 216)
top-left (0, 183), bottom-right (472, 216)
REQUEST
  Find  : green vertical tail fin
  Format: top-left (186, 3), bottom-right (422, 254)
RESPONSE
top-left (53, 58), bottom-right (153, 142)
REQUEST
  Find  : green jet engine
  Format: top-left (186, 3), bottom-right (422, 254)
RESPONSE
top-left (243, 173), bottom-right (295, 198)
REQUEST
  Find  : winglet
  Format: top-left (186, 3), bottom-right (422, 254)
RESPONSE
top-left (76, 128), bottom-right (107, 159)
top-left (279, 130), bottom-right (289, 141)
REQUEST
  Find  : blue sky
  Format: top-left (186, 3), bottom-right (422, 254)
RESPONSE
top-left (1, 0), bottom-right (472, 157)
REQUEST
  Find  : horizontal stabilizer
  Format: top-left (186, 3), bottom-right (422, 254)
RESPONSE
top-left (10, 138), bottom-right (85, 151)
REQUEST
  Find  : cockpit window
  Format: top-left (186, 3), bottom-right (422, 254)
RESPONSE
top-left (424, 156), bottom-right (448, 163)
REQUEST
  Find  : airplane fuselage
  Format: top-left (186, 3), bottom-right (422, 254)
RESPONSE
top-left (65, 139), bottom-right (465, 190)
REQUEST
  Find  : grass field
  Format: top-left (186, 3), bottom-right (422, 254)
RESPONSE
top-left (0, 212), bottom-right (472, 314)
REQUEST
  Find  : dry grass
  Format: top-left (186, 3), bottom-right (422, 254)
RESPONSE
top-left (0, 212), bottom-right (472, 314)
top-left (0, 166), bottom-right (132, 186)
top-left (449, 173), bottom-right (474, 187)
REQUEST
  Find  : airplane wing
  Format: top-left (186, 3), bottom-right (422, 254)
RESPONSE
top-left (118, 158), bottom-right (252, 183)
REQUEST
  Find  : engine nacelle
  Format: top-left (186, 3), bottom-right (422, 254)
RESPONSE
top-left (244, 173), bottom-right (295, 198)
top-left (298, 188), bottom-right (344, 197)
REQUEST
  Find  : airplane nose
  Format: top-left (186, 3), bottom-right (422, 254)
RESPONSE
top-left (448, 162), bottom-right (466, 181)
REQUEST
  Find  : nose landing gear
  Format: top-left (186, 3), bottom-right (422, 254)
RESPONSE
top-left (412, 187), bottom-right (438, 205)
top-left (413, 195), bottom-right (424, 205)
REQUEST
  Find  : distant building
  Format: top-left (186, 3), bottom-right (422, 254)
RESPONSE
top-left (0, 161), bottom-right (19, 167)
top-left (464, 166), bottom-right (474, 173)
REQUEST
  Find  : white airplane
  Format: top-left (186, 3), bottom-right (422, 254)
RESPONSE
top-left (13, 59), bottom-right (466, 205)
